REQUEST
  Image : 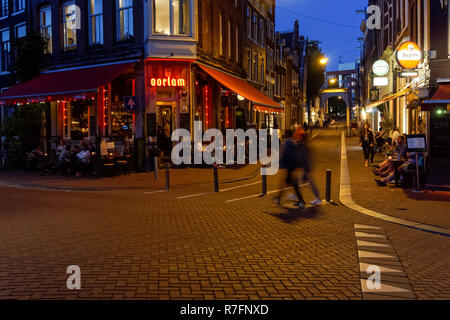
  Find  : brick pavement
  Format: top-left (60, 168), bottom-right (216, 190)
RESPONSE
top-left (0, 127), bottom-right (448, 300)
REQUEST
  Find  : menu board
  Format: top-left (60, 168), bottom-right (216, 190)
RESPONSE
top-left (406, 135), bottom-right (427, 152)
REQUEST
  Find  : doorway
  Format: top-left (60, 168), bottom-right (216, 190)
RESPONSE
top-left (156, 103), bottom-right (176, 157)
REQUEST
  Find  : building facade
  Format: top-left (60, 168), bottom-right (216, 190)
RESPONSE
top-left (362, 0), bottom-right (450, 186)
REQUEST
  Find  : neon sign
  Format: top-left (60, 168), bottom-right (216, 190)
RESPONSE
top-left (150, 77), bottom-right (186, 87)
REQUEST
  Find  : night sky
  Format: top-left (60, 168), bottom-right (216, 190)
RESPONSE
top-left (275, 0), bottom-right (368, 71)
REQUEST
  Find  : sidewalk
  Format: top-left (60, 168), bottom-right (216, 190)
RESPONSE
top-left (0, 164), bottom-right (261, 192)
top-left (346, 136), bottom-right (450, 230)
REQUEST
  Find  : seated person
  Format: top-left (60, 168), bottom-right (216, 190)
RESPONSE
top-left (58, 144), bottom-right (72, 176)
top-left (375, 152), bottom-right (423, 186)
top-left (75, 141), bottom-right (91, 177)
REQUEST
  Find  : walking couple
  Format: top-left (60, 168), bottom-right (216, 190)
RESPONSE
top-left (273, 128), bottom-right (321, 209)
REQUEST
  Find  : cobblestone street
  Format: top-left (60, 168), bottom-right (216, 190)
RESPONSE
top-left (0, 128), bottom-right (449, 300)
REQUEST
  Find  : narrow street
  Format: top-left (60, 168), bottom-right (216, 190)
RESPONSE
top-left (1, 126), bottom-right (448, 300)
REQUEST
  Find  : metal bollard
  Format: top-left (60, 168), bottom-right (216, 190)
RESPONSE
top-left (213, 164), bottom-right (219, 192)
top-left (154, 156), bottom-right (159, 179)
top-left (325, 169), bottom-right (332, 202)
top-left (165, 165), bottom-right (170, 191)
top-left (261, 165), bottom-right (267, 196)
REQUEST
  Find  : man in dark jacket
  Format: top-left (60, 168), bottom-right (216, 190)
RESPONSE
top-left (273, 130), bottom-right (306, 208)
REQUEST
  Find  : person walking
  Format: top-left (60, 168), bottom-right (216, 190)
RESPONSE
top-left (296, 131), bottom-right (322, 205)
top-left (273, 129), bottom-right (306, 208)
top-left (360, 123), bottom-right (375, 167)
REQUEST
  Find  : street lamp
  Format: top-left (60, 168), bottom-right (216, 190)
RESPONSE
top-left (319, 57), bottom-right (329, 65)
top-left (329, 78), bottom-right (337, 84)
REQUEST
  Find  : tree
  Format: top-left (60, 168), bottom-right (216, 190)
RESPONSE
top-left (0, 103), bottom-right (46, 168)
top-left (9, 32), bottom-right (45, 85)
top-left (306, 42), bottom-right (326, 107)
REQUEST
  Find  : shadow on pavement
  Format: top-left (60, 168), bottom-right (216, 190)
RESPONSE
top-left (267, 206), bottom-right (322, 224)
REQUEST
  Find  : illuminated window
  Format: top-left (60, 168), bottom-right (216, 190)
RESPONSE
top-left (246, 49), bottom-right (251, 80)
top-left (117, 0), bottom-right (133, 40)
top-left (153, 0), bottom-right (190, 35)
top-left (63, 1), bottom-right (77, 50)
top-left (40, 6), bottom-right (52, 54)
top-left (89, 0), bottom-right (103, 45)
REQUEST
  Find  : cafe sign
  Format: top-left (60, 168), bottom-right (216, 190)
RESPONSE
top-left (396, 41), bottom-right (422, 69)
top-left (372, 60), bottom-right (389, 76)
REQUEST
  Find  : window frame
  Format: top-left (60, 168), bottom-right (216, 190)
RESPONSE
top-left (62, 1), bottom-right (77, 50)
top-left (0, 28), bottom-right (10, 72)
top-left (0, 0), bottom-right (9, 18)
top-left (152, 0), bottom-right (192, 37)
top-left (14, 22), bottom-right (26, 39)
top-left (89, 0), bottom-right (104, 45)
top-left (116, 0), bottom-right (134, 41)
top-left (40, 6), bottom-right (52, 54)
top-left (13, 0), bottom-right (25, 13)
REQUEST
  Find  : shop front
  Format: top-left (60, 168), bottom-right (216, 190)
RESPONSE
top-left (145, 59), bottom-right (192, 158)
top-left (194, 64), bottom-right (283, 133)
top-left (0, 61), bottom-right (139, 158)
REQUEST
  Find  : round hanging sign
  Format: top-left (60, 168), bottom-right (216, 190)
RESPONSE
top-left (372, 60), bottom-right (390, 76)
top-left (396, 41), bottom-right (422, 69)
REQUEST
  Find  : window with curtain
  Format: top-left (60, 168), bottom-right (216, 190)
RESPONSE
top-left (153, 0), bottom-right (190, 35)
top-left (0, 29), bottom-right (10, 72)
top-left (117, 0), bottom-right (133, 40)
top-left (89, 0), bottom-right (103, 45)
top-left (63, 1), bottom-right (77, 50)
top-left (40, 6), bottom-right (52, 54)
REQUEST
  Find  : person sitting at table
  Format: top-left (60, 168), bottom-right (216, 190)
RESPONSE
top-left (375, 152), bottom-right (423, 186)
top-left (372, 136), bottom-right (406, 177)
top-left (75, 141), bottom-right (91, 178)
top-left (58, 144), bottom-right (72, 176)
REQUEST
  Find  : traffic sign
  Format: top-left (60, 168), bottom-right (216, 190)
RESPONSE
top-left (124, 96), bottom-right (137, 112)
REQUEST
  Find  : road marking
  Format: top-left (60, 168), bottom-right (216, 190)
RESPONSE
top-left (144, 190), bottom-right (167, 194)
top-left (354, 224), bottom-right (416, 300)
top-left (226, 184), bottom-right (309, 203)
top-left (176, 180), bottom-right (262, 199)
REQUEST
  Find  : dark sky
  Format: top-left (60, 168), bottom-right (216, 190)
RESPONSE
top-left (275, 0), bottom-right (367, 71)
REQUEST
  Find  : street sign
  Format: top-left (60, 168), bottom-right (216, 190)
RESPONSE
top-left (396, 41), bottom-right (422, 69)
top-left (372, 60), bottom-right (389, 76)
top-left (124, 96), bottom-right (137, 112)
top-left (373, 77), bottom-right (388, 87)
top-left (400, 71), bottom-right (419, 78)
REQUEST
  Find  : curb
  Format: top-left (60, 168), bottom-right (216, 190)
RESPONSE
top-left (339, 131), bottom-right (450, 237)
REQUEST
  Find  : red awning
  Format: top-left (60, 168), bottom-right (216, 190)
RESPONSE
top-left (0, 61), bottom-right (136, 104)
top-left (423, 84), bottom-right (450, 104)
top-left (198, 64), bottom-right (283, 113)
